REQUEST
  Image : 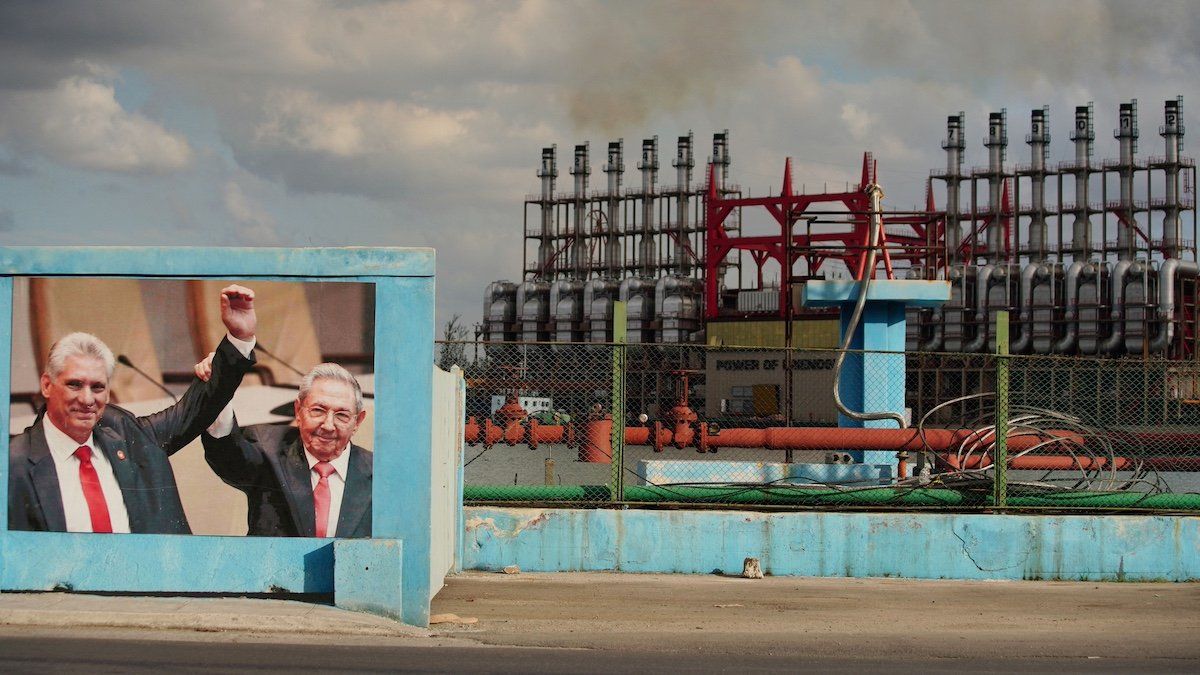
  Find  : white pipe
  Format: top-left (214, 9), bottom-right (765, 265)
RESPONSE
top-left (654, 275), bottom-right (675, 318)
top-left (963, 264), bottom-right (996, 352)
top-left (1010, 263), bottom-right (1042, 353)
top-left (1053, 262), bottom-right (1087, 353)
top-left (1148, 259), bottom-right (1199, 353)
top-left (831, 183), bottom-right (906, 429)
top-left (1099, 260), bottom-right (1133, 354)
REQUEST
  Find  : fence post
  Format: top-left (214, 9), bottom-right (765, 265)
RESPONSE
top-left (611, 301), bottom-right (627, 502)
top-left (994, 310), bottom-right (1009, 509)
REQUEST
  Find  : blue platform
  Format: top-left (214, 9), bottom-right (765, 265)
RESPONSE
top-left (803, 279), bottom-right (949, 464)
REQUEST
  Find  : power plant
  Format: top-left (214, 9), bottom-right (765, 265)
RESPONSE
top-left (482, 98), bottom-right (1198, 363)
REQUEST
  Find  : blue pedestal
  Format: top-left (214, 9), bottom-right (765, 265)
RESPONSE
top-left (803, 280), bottom-right (950, 465)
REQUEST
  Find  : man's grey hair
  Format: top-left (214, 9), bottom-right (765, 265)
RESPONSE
top-left (45, 332), bottom-right (116, 379)
top-left (298, 363), bottom-right (363, 413)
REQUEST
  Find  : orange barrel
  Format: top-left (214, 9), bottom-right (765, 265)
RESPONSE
top-left (580, 417), bottom-right (613, 463)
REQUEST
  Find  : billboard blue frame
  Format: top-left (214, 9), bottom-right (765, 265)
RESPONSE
top-left (0, 246), bottom-right (436, 626)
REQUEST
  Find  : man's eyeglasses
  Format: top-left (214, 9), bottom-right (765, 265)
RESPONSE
top-left (302, 406), bottom-right (356, 427)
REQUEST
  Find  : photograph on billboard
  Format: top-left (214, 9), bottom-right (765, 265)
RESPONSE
top-left (7, 277), bottom-right (376, 538)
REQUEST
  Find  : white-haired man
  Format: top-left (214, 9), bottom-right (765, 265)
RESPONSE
top-left (8, 285), bottom-right (258, 534)
top-left (199, 362), bottom-right (372, 538)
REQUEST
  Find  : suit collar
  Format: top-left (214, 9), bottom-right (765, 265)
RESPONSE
top-left (26, 415), bottom-right (67, 532)
top-left (279, 434), bottom-right (317, 536)
top-left (336, 445), bottom-right (372, 537)
top-left (93, 421), bottom-right (139, 488)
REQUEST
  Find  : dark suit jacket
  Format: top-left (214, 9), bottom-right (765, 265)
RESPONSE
top-left (8, 337), bottom-right (256, 534)
top-left (201, 423), bottom-right (372, 538)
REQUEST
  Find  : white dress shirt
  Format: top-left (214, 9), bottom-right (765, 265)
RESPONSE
top-left (43, 416), bottom-right (131, 534)
top-left (304, 444), bottom-right (351, 538)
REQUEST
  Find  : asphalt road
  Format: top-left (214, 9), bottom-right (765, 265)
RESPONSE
top-left (2, 573), bottom-right (1197, 673)
top-left (430, 572), bottom-right (1200, 661)
top-left (0, 634), bottom-right (1195, 674)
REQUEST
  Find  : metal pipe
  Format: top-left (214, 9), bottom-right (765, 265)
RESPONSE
top-left (963, 264), bottom-right (997, 352)
top-left (831, 183), bottom-right (906, 429)
top-left (618, 276), bottom-right (653, 343)
top-left (1148, 258), bottom-right (1199, 352)
top-left (1053, 261), bottom-right (1087, 353)
top-left (463, 484), bottom-right (970, 507)
top-left (1099, 259), bottom-right (1133, 354)
top-left (1010, 262), bottom-right (1042, 353)
top-left (942, 455), bottom-right (1131, 471)
top-left (466, 419), bottom-right (1200, 457)
top-left (918, 308), bottom-right (944, 352)
top-left (462, 485), bottom-right (1200, 511)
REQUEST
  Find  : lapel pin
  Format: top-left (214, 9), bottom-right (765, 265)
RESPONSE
top-left (117, 450), bottom-right (126, 461)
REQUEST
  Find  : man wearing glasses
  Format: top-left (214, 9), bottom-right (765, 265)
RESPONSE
top-left (200, 362), bottom-right (372, 538)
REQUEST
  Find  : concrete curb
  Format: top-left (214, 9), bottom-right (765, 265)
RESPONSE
top-left (0, 595), bottom-right (428, 638)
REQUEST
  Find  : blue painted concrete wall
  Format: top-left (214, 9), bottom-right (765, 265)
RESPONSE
top-left (464, 507), bottom-right (1200, 582)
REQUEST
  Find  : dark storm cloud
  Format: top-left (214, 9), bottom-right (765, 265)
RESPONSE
top-left (0, 2), bottom-right (226, 90)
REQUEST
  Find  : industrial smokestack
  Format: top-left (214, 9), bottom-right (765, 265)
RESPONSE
top-left (570, 142), bottom-right (590, 279)
top-left (603, 139), bottom-right (624, 277)
top-left (637, 137), bottom-right (658, 276)
top-left (711, 130), bottom-right (730, 194)
top-left (942, 113), bottom-right (966, 256)
top-left (983, 110), bottom-right (1008, 263)
top-left (1026, 107), bottom-right (1050, 258)
top-left (673, 132), bottom-right (695, 275)
top-left (537, 145), bottom-right (558, 279)
top-left (1114, 100), bottom-right (1139, 261)
top-left (1161, 97), bottom-right (1185, 259)
top-left (1069, 104), bottom-right (1094, 257)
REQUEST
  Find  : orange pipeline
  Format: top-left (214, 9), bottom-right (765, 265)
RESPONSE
top-left (465, 418), bottom-right (1084, 454)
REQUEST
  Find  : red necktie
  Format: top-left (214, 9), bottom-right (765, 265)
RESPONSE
top-left (313, 461), bottom-right (335, 538)
top-left (74, 446), bottom-right (113, 534)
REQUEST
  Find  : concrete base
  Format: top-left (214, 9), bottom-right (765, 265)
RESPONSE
top-left (334, 539), bottom-right (404, 622)
top-left (636, 460), bottom-right (891, 485)
top-left (464, 507), bottom-right (1200, 581)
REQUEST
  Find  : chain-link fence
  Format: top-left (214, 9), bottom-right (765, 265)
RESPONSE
top-left (441, 339), bottom-right (1200, 513)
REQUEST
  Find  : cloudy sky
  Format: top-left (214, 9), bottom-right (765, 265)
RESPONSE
top-left (1, 0), bottom-right (1197, 329)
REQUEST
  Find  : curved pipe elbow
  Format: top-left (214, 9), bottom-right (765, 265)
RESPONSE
top-left (1010, 263), bottom-right (1042, 353)
top-left (963, 265), bottom-right (995, 353)
top-left (1149, 259), bottom-right (1199, 353)
top-left (1053, 262), bottom-right (1087, 354)
top-left (918, 311), bottom-right (944, 352)
top-left (1099, 260), bottom-right (1133, 355)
